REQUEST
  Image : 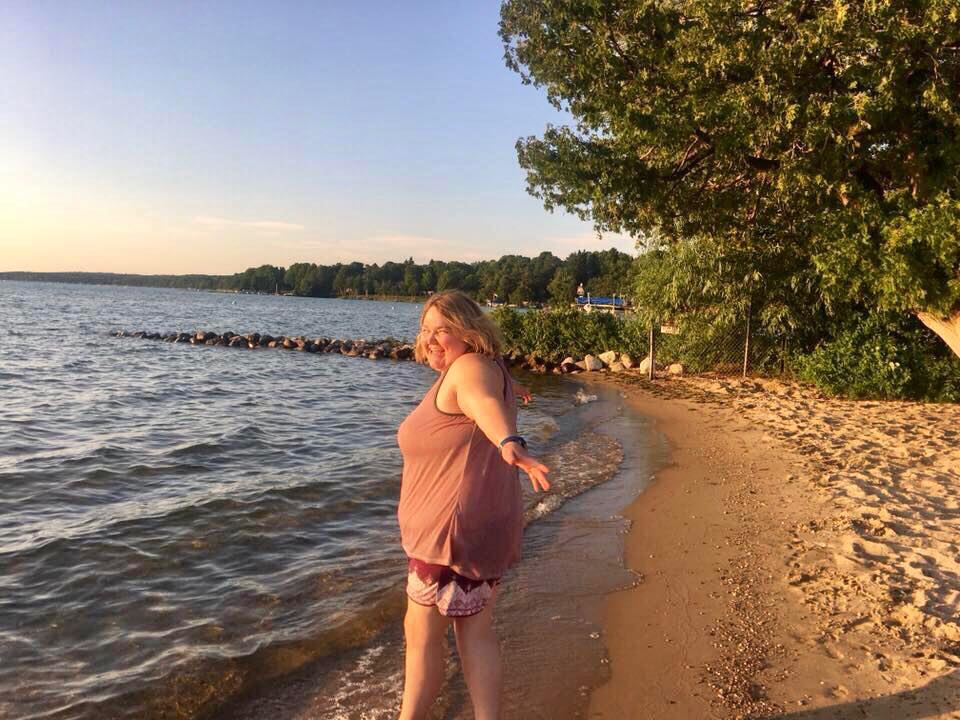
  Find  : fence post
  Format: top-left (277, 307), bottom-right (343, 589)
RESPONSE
top-left (648, 320), bottom-right (656, 380)
top-left (742, 301), bottom-right (752, 378)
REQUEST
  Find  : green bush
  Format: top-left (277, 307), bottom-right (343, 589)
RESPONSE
top-left (492, 306), bottom-right (648, 360)
top-left (795, 313), bottom-right (960, 402)
top-left (493, 306), bottom-right (960, 402)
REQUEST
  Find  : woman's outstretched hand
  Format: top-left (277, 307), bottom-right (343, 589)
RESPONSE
top-left (501, 443), bottom-right (550, 492)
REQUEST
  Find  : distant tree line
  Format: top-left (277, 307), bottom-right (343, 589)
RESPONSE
top-left (0, 248), bottom-right (634, 305)
top-left (0, 271), bottom-right (226, 290)
top-left (276, 250), bottom-right (632, 303)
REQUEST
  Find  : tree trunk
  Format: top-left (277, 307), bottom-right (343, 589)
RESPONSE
top-left (916, 310), bottom-right (960, 359)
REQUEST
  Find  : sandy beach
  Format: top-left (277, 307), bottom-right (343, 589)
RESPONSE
top-left (588, 372), bottom-right (960, 719)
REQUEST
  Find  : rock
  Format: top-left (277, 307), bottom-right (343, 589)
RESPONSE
top-left (599, 350), bottom-right (618, 365)
top-left (561, 356), bottom-right (574, 366)
top-left (561, 362), bottom-right (580, 374)
top-left (668, 362), bottom-right (684, 375)
top-left (620, 353), bottom-right (635, 369)
top-left (525, 354), bottom-right (548, 372)
top-left (583, 354), bottom-right (603, 371)
top-left (610, 361), bottom-right (625, 372)
top-left (638, 356), bottom-right (653, 374)
top-left (282, 337), bottom-right (297, 349)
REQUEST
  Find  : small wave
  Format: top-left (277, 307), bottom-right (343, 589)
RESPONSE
top-left (104, 588), bottom-right (407, 720)
top-left (523, 431), bottom-right (625, 527)
top-left (58, 461), bottom-right (213, 490)
top-left (574, 388), bottom-right (598, 405)
top-left (167, 440), bottom-right (226, 458)
top-left (525, 415), bottom-right (560, 443)
top-left (2, 466), bottom-right (398, 558)
top-left (61, 443), bottom-right (131, 467)
top-left (165, 424), bottom-right (271, 459)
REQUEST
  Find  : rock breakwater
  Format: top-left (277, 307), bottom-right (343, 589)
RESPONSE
top-left (114, 329), bottom-right (417, 360)
top-left (114, 330), bottom-right (647, 376)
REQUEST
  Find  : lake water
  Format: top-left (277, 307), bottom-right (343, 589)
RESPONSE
top-left (0, 281), bottom-right (663, 719)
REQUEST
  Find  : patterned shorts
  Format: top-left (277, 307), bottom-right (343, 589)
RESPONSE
top-left (406, 558), bottom-right (499, 617)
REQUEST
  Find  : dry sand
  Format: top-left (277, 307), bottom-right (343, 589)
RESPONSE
top-left (587, 373), bottom-right (960, 719)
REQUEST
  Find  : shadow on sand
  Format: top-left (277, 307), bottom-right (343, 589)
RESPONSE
top-left (756, 669), bottom-right (960, 719)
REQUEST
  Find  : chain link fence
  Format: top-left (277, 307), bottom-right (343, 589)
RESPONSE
top-left (643, 303), bottom-right (790, 378)
top-left (496, 305), bottom-right (791, 379)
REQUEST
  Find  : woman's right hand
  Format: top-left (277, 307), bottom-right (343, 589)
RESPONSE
top-left (501, 443), bottom-right (551, 492)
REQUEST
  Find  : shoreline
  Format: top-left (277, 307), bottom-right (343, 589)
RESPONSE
top-left (586, 373), bottom-right (960, 719)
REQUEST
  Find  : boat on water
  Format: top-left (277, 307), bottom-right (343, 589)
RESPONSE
top-left (576, 294), bottom-right (629, 313)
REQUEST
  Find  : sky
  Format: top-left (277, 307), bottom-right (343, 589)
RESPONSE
top-left (0, 1), bottom-right (635, 275)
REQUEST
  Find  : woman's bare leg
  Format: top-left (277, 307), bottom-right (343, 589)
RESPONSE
top-left (452, 589), bottom-right (501, 720)
top-left (399, 598), bottom-right (450, 720)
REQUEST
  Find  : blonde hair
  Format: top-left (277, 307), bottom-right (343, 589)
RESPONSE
top-left (414, 290), bottom-right (503, 363)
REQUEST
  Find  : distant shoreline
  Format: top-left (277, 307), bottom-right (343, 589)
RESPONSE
top-left (0, 275), bottom-right (427, 302)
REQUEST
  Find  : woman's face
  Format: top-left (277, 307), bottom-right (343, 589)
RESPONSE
top-left (420, 306), bottom-right (470, 371)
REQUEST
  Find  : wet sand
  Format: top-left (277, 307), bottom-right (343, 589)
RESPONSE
top-left (588, 373), bottom-right (960, 719)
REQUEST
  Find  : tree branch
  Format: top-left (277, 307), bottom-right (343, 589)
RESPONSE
top-left (663, 147), bottom-right (715, 181)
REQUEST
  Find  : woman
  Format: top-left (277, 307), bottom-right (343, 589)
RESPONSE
top-left (396, 290), bottom-right (550, 720)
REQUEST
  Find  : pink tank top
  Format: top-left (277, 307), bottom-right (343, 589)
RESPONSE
top-left (396, 355), bottom-right (522, 580)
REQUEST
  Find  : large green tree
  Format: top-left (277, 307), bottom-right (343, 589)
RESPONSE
top-left (500, 0), bottom-right (960, 356)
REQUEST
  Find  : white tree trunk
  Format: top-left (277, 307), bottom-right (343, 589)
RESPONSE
top-left (916, 310), bottom-right (960, 359)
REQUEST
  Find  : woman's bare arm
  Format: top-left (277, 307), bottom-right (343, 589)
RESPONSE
top-left (450, 355), bottom-right (550, 491)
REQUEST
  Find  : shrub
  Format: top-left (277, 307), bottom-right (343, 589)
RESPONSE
top-left (492, 306), bottom-right (648, 360)
top-left (795, 313), bottom-right (960, 402)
